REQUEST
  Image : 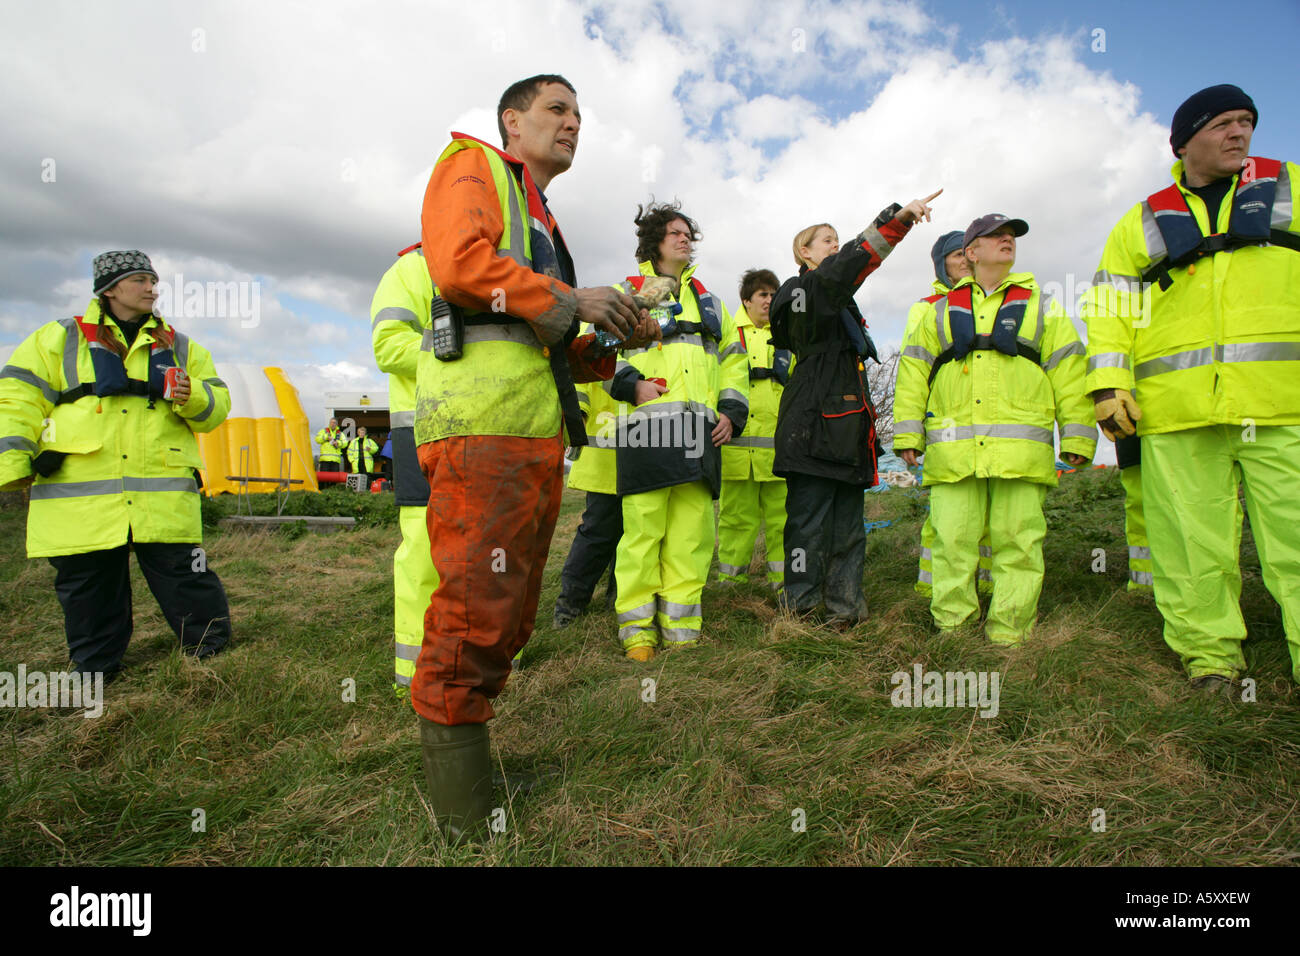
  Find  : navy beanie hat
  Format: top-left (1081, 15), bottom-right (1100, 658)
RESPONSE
top-left (1170, 84), bottom-right (1257, 157)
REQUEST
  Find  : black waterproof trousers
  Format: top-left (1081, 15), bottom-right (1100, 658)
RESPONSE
top-left (557, 491), bottom-right (621, 611)
top-left (781, 473), bottom-right (868, 621)
top-left (48, 541), bottom-right (231, 676)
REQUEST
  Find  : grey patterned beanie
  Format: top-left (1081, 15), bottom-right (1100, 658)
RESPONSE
top-left (92, 250), bottom-right (158, 294)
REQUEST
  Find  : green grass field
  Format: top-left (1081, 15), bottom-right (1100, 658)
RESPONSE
top-left (1, 467), bottom-right (1297, 865)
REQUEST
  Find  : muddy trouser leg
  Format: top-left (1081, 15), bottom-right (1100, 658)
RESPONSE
top-left (824, 480), bottom-right (868, 621)
top-left (781, 472), bottom-right (834, 613)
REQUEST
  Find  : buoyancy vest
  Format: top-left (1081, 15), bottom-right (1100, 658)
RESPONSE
top-left (60, 316), bottom-right (176, 404)
top-left (927, 285), bottom-right (1041, 386)
top-left (1141, 157), bottom-right (1300, 290)
top-left (737, 326), bottom-right (792, 385)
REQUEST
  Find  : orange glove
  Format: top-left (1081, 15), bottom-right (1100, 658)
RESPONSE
top-left (1094, 388), bottom-right (1142, 441)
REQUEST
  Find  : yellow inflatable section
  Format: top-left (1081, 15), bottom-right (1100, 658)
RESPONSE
top-left (196, 364), bottom-right (319, 496)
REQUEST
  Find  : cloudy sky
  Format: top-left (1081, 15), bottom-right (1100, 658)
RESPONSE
top-left (3, 0), bottom-right (1297, 463)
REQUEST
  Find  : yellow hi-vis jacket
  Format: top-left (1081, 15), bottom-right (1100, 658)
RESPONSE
top-left (0, 300), bottom-right (230, 557)
top-left (721, 305), bottom-right (788, 482)
top-left (597, 261), bottom-right (750, 498)
top-left (1082, 158), bottom-right (1300, 434)
top-left (893, 273), bottom-right (1096, 485)
top-left (316, 425), bottom-right (345, 462)
top-left (371, 246), bottom-right (432, 429)
top-left (568, 322), bottom-right (625, 496)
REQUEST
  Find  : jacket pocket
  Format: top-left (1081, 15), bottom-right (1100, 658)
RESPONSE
top-left (163, 443), bottom-right (204, 470)
top-left (809, 394), bottom-right (865, 466)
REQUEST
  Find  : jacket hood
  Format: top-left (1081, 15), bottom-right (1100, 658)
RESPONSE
top-left (930, 231), bottom-right (965, 287)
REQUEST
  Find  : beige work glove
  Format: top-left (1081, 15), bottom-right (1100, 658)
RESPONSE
top-left (630, 275), bottom-right (678, 311)
top-left (1094, 388), bottom-right (1142, 441)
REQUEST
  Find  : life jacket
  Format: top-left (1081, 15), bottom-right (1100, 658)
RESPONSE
top-left (927, 285), bottom-right (1042, 387)
top-left (1141, 157), bottom-right (1300, 290)
top-left (737, 326), bottom-right (792, 385)
top-left (59, 315), bottom-right (176, 404)
top-left (627, 274), bottom-right (722, 341)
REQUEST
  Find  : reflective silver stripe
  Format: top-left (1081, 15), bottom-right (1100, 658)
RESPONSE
top-left (372, 306), bottom-right (422, 334)
top-left (1139, 201), bottom-right (1168, 261)
top-left (1061, 423), bottom-right (1096, 441)
top-left (619, 625), bottom-right (655, 642)
top-left (390, 410), bottom-right (416, 428)
top-left (0, 435), bottom-right (38, 455)
top-left (628, 399), bottom-right (715, 420)
top-left (977, 568), bottom-right (992, 581)
top-left (978, 546), bottom-right (992, 557)
top-left (189, 380), bottom-right (218, 422)
top-left (662, 332), bottom-right (717, 354)
top-left (394, 673), bottom-right (412, 687)
top-left (1220, 341), bottom-right (1300, 364)
top-left (935, 306), bottom-right (951, 352)
top-left (902, 345), bottom-right (935, 365)
top-left (718, 563), bottom-right (745, 576)
top-left (576, 392), bottom-right (591, 408)
top-left (720, 341), bottom-right (746, 358)
top-left (209, 377), bottom-right (228, 389)
top-left (658, 599), bottom-right (702, 619)
top-left (718, 388), bottom-right (747, 407)
top-left (501, 175), bottom-right (529, 269)
top-left (893, 419), bottom-right (924, 435)
top-left (394, 641), bottom-right (421, 662)
top-left (1273, 163), bottom-right (1293, 228)
top-left (1026, 294), bottom-right (1045, 352)
top-left (171, 329), bottom-right (191, 368)
top-left (661, 627), bottom-right (700, 644)
top-left (917, 569), bottom-right (932, 584)
top-left (1128, 546), bottom-right (1151, 561)
top-left (919, 547), bottom-right (932, 560)
top-left (463, 323), bottom-right (543, 350)
top-left (31, 476), bottom-right (200, 498)
top-left (860, 225), bottom-right (892, 260)
top-left (0, 365), bottom-right (59, 403)
top-left (617, 601), bottom-right (657, 625)
top-left (729, 435), bottom-right (774, 449)
top-left (1134, 347), bottom-right (1213, 380)
top-left (1043, 342), bottom-right (1084, 371)
top-left (420, 328), bottom-right (433, 352)
top-left (59, 318), bottom-right (81, 391)
top-left (766, 561), bottom-right (783, 573)
top-left (925, 423), bottom-right (1053, 445)
top-left (1092, 270), bottom-right (1140, 289)
top-left (589, 432), bottom-right (619, 449)
top-left (1130, 571), bottom-right (1154, 586)
top-left (1087, 352), bottom-right (1131, 374)
top-left (124, 476), bottom-right (198, 493)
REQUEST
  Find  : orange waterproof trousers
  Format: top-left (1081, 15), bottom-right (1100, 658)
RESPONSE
top-left (413, 433), bottom-right (564, 724)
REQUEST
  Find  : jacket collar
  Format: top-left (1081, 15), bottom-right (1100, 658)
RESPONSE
top-left (638, 259), bottom-right (696, 287)
top-left (952, 272), bottom-right (1038, 299)
top-left (83, 299), bottom-right (165, 347)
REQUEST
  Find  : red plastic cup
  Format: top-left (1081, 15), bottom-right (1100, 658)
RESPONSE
top-left (163, 366), bottom-right (187, 401)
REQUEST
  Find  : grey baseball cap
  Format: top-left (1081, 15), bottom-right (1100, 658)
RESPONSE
top-left (962, 214), bottom-right (1028, 250)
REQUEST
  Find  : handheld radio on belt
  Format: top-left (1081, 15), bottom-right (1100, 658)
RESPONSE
top-left (430, 295), bottom-right (464, 362)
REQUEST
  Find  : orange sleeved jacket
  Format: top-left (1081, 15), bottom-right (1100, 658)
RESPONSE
top-left (419, 146), bottom-right (610, 383)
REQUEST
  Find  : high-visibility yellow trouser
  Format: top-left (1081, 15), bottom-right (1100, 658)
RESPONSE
top-left (395, 504), bottom-right (439, 697)
top-left (616, 480), bottom-right (714, 650)
top-left (1142, 424), bottom-right (1300, 683)
top-left (1120, 464), bottom-right (1152, 591)
top-left (930, 476), bottom-right (1047, 644)
top-left (717, 477), bottom-right (787, 585)
top-left (917, 513), bottom-right (991, 596)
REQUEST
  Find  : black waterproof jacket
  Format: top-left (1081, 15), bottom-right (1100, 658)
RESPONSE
top-left (770, 205), bottom-right (910, 486)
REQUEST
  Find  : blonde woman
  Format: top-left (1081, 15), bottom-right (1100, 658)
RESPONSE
top-left (770, 192), bottom-right (939, 625)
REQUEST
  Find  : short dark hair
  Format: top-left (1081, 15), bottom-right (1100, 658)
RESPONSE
top-left (633, 199), bottom-right (701, 269)
top-left (739, 269), bottom-right (779, 303)
top-left (497, 74), bottom-right (577, 148)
